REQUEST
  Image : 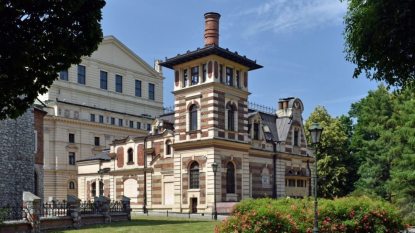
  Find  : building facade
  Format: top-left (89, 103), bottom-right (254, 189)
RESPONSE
top-left (38, 36), bottom-right (164, 200)
top-left (77, 13), bottom-right (314, 214)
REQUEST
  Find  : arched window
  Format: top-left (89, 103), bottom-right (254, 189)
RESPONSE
top-left (226, 162), bottom-right (235, 193)
top-left (165, 140), bottom-right (172, 155)
top-left (91, 182), bottom-right (96, 197)
top-left (189, 162), bottom-right (199, 189)
top-left (189, 104), bottom-right (198, 131)
top-left (227, 103), bottom-right (236, 131)
top-left (127, 148), bottom-right (134, 164)
top-left (69, 181), bottom-right (75, 190)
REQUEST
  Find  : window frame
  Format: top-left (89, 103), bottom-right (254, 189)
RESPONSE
top-left (69, 181), bottom-right (75, 190)
top-left (189, 104), bottom-right (198, 131)
top-left (226, 67), bottom-right (234, 86)
top-left (127, 148), bottom-right (134, 164)
top-left (68, 152), bottom-right (76, 165)
top-left (99, 115), bottom-right (104, 123)
top-left (115, 74), bottom-right (123, 93)
top-left (135, 80), bottom-right (142, 97)
top-left (60, 70), bottom-right (69, 81)
top-left (94, 137), bottom-right (100, 146)
top-left (100, 70), bottom-right (108, 90)
top-left (189, 162), bottom-right (200, 189)
top-left (90, 114), bottom-right (95, 122)
top-left (118, 119), bottom-right (123, 127)
top-left (294, 129), bottom-right (299, 146)
top-left (191, 66), bottom-right (199, 85)
top-left (69, 133), bottom-right (75, 143)
top-left (148, 83), bottom-right (155, 100)
top-left (227, 103), bottom-right (236, 131)
top-left (183, 69), bottom-right (188, 87)
top-left (77, 65), bottom-right (86, 84)
top-left (165, 140), bottom-right (172, 155)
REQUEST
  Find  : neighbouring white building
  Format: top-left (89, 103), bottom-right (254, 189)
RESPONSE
top-left (38, 36), bottom-right (164, 200)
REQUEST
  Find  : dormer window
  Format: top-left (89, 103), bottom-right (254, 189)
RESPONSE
top-left (191, 66), bottom-right (199, 85)
top-left (226, 67), bottom-right (233, 86)
top-left (183, 69), bottom-right (188, 87)
top-left (253, 123), bottom-right (259, 140)
top-left (294, 129), bottom-right (299, 146)
top-left (189, 104), bottom-right (198, 131)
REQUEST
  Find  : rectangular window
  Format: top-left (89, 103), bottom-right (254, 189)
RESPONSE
top-left (247, 124), bottom-right (252, 138)
top-left (219, 64), bottom-right (223, 83)
top-left (288, 179), bottom-right (296, 187)
top-left (226, 67), bottom-right (234, 86)
top-left (90, 114), bottom-right (95, 122)
top-left (148, 83), bottom-right (155, 100)
top-left (137, 122), bottom-right (141, 129)
top-left (129, 121), bottom-right (134, 128)
top-left (100, 71), bottom-right (108, 90)
top-left (147, 123), bottom-right (151, 131)
top-left (118, 119), bottom-right (123, 126)
top-left (99, 115), bottom-right (104, 123)
top-left (69, 152), bottom-right (76, 165)
top-left (294, 129), bottom-right (299, 146)
top-left (115, 75), bottom-right (123, 93)
top-left (191, 66), bottom-right (199, 85)
top-left (297, 180), bottom-right (305, 187)
top-left (135, 80), bottom-right (142, 97)
top-left (253, 123), bottom-right (259, 140)
top-left (236, 70), bottom-right (240, 88)
top-left (69, 133), bottom-right (75, 143)
top-left (183, 69), bottom-right (188, 87)
top-left (202, 64), bottom-right (207, 82)
top-left (111, 117), bottom-right (115, 125)
top-left (60, 70), bottom-right (68, 81)
top-left (77, 65), bottom-right (86, 84)
top-left (94, 137), bottom-right (100, 146)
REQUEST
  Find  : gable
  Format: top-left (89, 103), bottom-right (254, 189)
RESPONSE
top-left (90, 36), bottom-right (158, 77)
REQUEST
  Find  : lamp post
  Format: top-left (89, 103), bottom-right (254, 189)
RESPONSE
top-left (308, 122), bottom-right (323, 233)
top-left (212, 162), bottom-right (218, 220)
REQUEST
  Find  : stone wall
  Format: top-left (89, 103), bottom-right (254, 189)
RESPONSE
top-left (0, 109), bottom-right (35, 207)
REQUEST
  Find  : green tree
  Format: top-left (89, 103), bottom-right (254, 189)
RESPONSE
top-left (0, 0), bottom-right (106, 119)
top-left (388, 87), bottom-right (415, 224)
top-left (343, 0), bottom-right (415, 87)
top-left (349, 85), bottom-right (396, 200)
top-left (305, 106), bottom-right (355, 198)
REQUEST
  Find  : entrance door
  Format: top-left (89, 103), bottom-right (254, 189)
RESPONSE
top-left (191, 198), bottom-right (198, 213)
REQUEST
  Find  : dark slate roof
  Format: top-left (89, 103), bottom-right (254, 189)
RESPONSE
top-left (77, 150), bottom-right (111, 162)
top-left (159, 45), bottom-right (263, 71)
top-left (159, 112), bottom-right (174, 124)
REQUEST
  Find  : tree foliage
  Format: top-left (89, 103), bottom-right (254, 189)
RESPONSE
top-left (343, 0), bottom-right (415, 87)
top-left (0, 0), bottom-right (106, 119)
top-left (305, 106), bottom-right (356, 198)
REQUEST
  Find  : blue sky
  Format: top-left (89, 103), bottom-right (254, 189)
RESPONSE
top-left (102, 0), bottom-right (380, 119)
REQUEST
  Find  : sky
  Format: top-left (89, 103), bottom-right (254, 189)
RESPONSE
top-left (101, 0), bottom-right (380, 119)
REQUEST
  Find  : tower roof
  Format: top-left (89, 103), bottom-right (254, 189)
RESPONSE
top-left (159, 44), bottom-right (263, 70)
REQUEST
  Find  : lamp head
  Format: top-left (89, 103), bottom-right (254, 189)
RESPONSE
top-left (308, 122), bottom-right (323, 145)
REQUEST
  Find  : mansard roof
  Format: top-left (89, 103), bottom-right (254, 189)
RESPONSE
top-left (159, 45), bottom-right (263, 71)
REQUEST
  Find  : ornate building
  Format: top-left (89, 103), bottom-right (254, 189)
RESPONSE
top-left (38, 36), bottom-right (164, 200)
top-left (77, 12), bottom-right (313, 213)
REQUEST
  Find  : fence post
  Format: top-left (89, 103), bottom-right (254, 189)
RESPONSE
top-left (67, 195), bottom-right (82, 229)
top-left (121, 196), bottom-right (131, 221)
top-left (95, 196), bottom-right (111, 223)
top-left (23, 192), bottom-right (41, 233)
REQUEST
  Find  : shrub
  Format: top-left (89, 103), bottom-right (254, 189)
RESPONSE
top-left (216, 196), bottom-right (407, 233)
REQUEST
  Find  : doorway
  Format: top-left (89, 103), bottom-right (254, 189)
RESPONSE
top-left (190, 198), bottom-right (198, 213)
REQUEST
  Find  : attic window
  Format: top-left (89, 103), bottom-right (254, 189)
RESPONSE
top-left (253, 123), bottom-right (259, 140)
top-left (263, 125), bottom-right (270, 133)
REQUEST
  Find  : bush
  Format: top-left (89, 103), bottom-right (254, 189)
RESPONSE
top-left (215, 196), bottom-right (407, 233)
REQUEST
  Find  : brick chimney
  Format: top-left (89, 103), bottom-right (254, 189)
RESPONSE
top-left (204, 12), bottom-right (221, 46)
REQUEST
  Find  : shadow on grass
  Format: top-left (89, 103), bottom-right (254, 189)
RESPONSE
top-left (52, 218), bottom-right (213, 232)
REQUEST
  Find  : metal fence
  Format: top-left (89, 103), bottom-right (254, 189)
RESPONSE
top-left (41, 201), bottom-right (69, 217)
top-left (134, 210), bottom-right (230, 220)
top-left (109, 201), bottom-right (124, 213)
top-left (80, 201), bottom-right (97, 215)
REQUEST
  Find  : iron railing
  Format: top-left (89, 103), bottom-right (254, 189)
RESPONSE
top-left (248, 101), bottom-right (276, 114)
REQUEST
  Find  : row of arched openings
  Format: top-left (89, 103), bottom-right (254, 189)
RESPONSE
top-left (188, 102), bottom-right (237, 132)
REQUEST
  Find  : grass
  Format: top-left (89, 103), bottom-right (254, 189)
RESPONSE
top-left (53, 215), bottom-right (218, 233)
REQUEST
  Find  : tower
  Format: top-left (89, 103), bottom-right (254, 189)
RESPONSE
top-left (160, 12), bottom-right (262, 210)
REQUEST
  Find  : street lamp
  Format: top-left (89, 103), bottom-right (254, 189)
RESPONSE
top-left (308, 122), bottom-right (323, 233)
top-left (212, 162), bottom-right (218, 220)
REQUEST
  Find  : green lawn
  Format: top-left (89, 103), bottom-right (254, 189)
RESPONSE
top-left (53, 216), bottom-right (218, 233)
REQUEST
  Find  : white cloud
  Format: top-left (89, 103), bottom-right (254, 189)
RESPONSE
top-left (236, 0), bottom-right (347, 36)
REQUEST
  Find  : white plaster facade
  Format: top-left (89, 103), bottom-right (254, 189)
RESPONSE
top-left (39, 36), bottom-right (164, 200)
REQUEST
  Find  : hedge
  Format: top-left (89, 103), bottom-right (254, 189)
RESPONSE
top-left (215, 196), bottom-right (407, 233)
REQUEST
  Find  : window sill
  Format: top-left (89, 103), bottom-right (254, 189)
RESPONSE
top-left (188, 188), bottom-right (200, 191)
top-left (126, 162), bottom-right (134, 165)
